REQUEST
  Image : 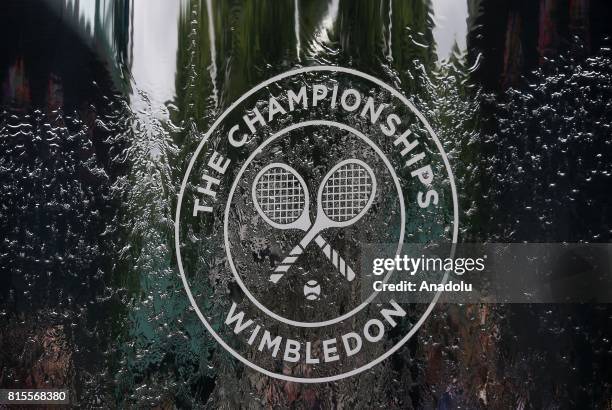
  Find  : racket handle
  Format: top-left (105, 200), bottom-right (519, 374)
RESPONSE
top-left (314, 235), bottom-right (355, 281)
top-left (271, 236), bottom-right (355, 283)
top-left (270, 244), bottom-right (304, 283)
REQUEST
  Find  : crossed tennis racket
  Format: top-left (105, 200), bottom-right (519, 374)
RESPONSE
top-left (252, 158), bottom-right (377, 284)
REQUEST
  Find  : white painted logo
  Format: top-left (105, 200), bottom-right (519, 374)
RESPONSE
top-left (175, 66), bottom-right (458, 382)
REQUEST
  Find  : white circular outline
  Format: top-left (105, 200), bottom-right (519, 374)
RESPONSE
top-left (224, 120), bottom-right (405, 327)
top-left (175, 65), bottom-right (459, 383)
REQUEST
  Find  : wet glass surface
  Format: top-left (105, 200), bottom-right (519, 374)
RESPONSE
top-left (1, 0), bottom-right (611, 407)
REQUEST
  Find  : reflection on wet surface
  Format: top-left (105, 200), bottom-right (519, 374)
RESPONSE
top-left (1, 0), bottom-right (611, 407)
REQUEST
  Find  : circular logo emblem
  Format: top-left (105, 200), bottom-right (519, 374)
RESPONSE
top-left (175, 66), bottom-right (458, 382)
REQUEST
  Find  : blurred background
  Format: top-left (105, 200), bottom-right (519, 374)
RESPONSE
top-left (0, 0), bottom-right (611, 407)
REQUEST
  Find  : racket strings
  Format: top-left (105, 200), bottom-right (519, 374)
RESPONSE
top-left (255, 167), bottom-right (306, 224)
top-left (321, 163), bottom-right (373, 222)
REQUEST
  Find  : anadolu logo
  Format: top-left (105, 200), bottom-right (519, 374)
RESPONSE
top-left (175, 66), bottom-right (458, 382)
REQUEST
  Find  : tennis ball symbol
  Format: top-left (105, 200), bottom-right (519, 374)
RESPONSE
top-left (303, 280), bottom-right (321, 300)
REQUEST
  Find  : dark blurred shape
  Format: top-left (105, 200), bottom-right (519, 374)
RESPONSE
top-left (468, 0), bottom-right (612, 91)
top-left (551, 246), bottom-right (612, 302)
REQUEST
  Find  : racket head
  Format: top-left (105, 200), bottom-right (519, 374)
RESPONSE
top-left (316, 158), bottom-right (377, 228)
top-left (252, 162), bottom-right (311, 230)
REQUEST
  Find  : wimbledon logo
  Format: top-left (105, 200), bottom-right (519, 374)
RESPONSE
top-left (175, 66), bottom-right (458, 383)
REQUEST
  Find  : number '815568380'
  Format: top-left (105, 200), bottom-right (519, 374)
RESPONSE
top-left (1, 389), bottom-right (68, 404)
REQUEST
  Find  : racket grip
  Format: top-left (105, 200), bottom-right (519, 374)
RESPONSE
top-left (314, 235), bottom-right (355, 281)
top-left (271, 236), bottom-right (356, 283)
top-left (271, 244), bottom-right (304, 283)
